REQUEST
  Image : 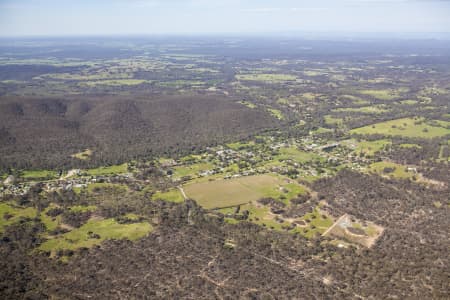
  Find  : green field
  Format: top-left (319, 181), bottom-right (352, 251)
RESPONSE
top-left (82, 79), bottom-right (150, 86)
top-left (357, 89), bottom-right (403, 100)
top-left (226, 141), bottom-right (255, 150)
top-left (152, 188), bottom-right (184, 203)
top-left (71, 149), bottom-right (93, 160)
top-left (311, 127), bottom-right (334, 135)
top-left (348, 139), bottom-right (391, 156)
top-left (21, 170), bottom-right (58, 180)
top-left (324, 115), bottom-right (344, 126)
top-left (39, 218), bottom-right (152, 254)
top-left (238, 100), bottom-right (257, 109)
top-left (85, 163), bottom-right (128, 176)
top-left (399, 143), bottom-right (422, 149)
top-left (184, 174), bottom-right (307, 209)
top-left (267, 108), bottom-right (284, 120)
top-left (293, 206), bottom-right (334, 238)
top-left (334, 105), bottom-right (389, 114)
top-left (276, 147), bottom-right (321, 163)
top-left (350, 118), bottom-right (450, 139)
top-left (368, 161), bottom-right (414, 179)
top-left (84, 182), bottom-right (128, 193)
top-left (236, 73), bottom-right (297, 82)
top-left (220, 203), bottom-right (333, 238)
top-left (172, 162), bottom-right (214, 179)
top-left (339, 94), bottom-right (369, 105)
top-left (400, 100), bottom-right (418, 105)
top-left (0, 203), bottom-right (37, 233)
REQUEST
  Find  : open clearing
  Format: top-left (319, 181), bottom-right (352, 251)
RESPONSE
top-left (323, 214), bottom-right (384, 248)
top-left (350, 118), bottom-right (450, 138)
top-left (39, 218), bottom-right (152, 254)
top-left (85, 163), bottom-right (128, 176)
top-left (342, 139), bottom-right (391, 156)
top-left (357, 89), bottom-right (405, 100)
top-left (184, 174), bottom-right (306, 209)
top-left (0, 203), bottom-right (37, 233)
top-left (368, 161), bottom-right (415, 179)
top-left (71, 149), bottom-right (93, 160)
top-left (333, 105), bottom-right (389, 114)
top-left (236, 73), bottom-right (297, 82)
top-left (21, 170), bottom-right (58, 180)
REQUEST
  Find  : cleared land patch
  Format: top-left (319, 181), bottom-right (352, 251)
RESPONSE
top-left (71, 149), bottom-right (92, 160)
top-left (184, 174), bottom-right (306, 209)
top-left (85, 163), bottom-right (128, 176)
top-left (152, 188), bottom-right (185, 203)
top-left (236, 73), bottom-right (297, 82)
top-left (350, 118), bottom-right (450, 139)
top-left (357, 89), bottom-right (404, 100)
top-left (323, 214), bottom-right (384, 248)
top-left (333, 105), bottom-right (389, 114)
top-left (21, 170), bottom-right (58, 180)
top-left (368, 161), bottom-right (415, 179)
top-left (0, 203), bottom-right (37, 233)
top-left (343, 139), bottom-right (391, 156)
top-left (38, 218), bottom-right (152, 255)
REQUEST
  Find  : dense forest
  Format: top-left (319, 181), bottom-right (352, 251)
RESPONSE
top-left (0, 95), bottom-right (278, 171)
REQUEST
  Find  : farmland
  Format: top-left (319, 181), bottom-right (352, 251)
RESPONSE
top-left (184, 174), bottom-right (307, 209)
top-left (0, 36), bottom-right (449, 299)
top-left (350, 118), bottom-right (450, 138)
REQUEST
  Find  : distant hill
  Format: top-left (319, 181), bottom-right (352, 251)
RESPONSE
top-left (0, 95), bottom-right (278, 170)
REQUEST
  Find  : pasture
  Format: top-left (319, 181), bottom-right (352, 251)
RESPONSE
top-left (39, 218), bottom-right (152, 255)
top-left (334, 105), bottom-right (389, 114)
top-left (236, 73), bottom-right (297, 82)
top-left (350, 118), bottom-right (450, 138)
top-left (85, 163), bottom-right (128, 176)
top-left (368, 161), bottom-right (415, 179)
top-left (184, 174), bottom-right (307, 209)
top-left (0, 203), bottom-right (37, 233)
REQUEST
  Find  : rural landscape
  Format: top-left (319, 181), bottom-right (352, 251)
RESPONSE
top-left (0, 36), bottom-right (449, 299)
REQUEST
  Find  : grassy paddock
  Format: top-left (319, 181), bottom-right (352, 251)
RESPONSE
top-left (85, 163), bottom-right (128, 176)
top-left (39, 218), bottom-right (152, 253)
top-left (0, 203), bottom-right (37, 233)
top-left (236, 73), bottom-right (297, 82)
top-left (184, 174), bottom-right (306, 209)
top-left (350, 118), bottom-right (450, 139)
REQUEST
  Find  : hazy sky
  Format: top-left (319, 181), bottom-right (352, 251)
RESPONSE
top-left (0, 0), bottom-right (449, 36)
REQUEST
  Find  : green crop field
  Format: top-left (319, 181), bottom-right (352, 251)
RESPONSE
top-left (350, 118), bottom-right (450, 138)
top-left (184, 174), bottom-right (307, 209)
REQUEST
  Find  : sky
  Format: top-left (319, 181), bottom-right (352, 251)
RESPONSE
top-left (0, 0), bottom-right (449, 36)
